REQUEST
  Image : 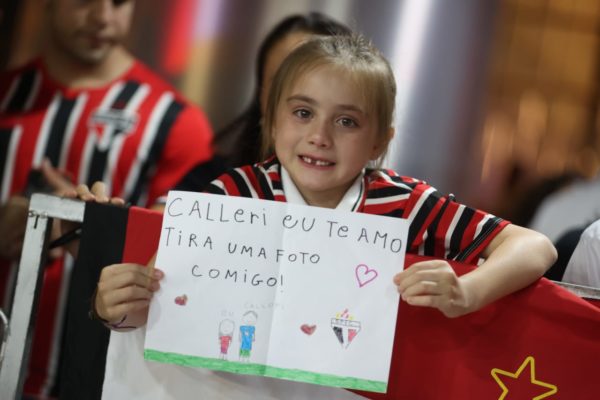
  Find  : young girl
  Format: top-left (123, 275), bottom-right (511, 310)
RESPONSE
top-left (86, 34), bottom-right (556, 398)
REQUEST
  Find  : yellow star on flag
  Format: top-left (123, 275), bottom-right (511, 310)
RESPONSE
top-left (491, 356), bottom-right (557, 400)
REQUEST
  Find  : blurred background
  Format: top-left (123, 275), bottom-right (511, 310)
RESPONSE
top-left (2, 0), bottom-right (599, 227)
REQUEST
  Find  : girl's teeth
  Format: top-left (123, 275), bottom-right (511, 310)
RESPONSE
top-left (302, 156), bottom-right (332, 166)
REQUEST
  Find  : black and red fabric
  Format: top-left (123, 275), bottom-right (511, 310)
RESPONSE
top-left (0, 59), bottom-right (213, 207)
top-left (59, 202), bottom-right (600, 399)
top-left (60, 202), bottom-right (160, 399)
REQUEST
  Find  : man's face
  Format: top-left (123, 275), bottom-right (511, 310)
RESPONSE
top-left (47, 0), bottom-right (134, 65)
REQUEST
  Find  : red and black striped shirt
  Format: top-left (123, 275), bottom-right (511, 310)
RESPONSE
top-left (205, 158), bottom-right (509, 264)
top-left (0, 58), bottom-right (213, 206)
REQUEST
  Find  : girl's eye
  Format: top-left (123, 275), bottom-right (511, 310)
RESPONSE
top-left (338, 117), bottom-right (358, 128)
top-left (293, 109), bottom-right (312, 119)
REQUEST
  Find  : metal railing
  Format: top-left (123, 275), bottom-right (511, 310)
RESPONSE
top-left (0, 194), bottom-right (84, 399)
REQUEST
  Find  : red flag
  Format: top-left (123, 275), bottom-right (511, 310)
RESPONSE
top-left (118, 206), bottom-right (600, 399)
top-left (354, 255), bottom-right (600, 399)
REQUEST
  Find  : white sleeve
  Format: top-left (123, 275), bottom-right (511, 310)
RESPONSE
top-left (563, 219), bottom-right (600, 288)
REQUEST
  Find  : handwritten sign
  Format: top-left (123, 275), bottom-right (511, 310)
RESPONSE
top-left (145, 191), bottom-right (408, 393)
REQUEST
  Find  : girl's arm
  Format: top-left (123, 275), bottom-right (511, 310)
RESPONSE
top-left (93, 256), bottom-right (163, 330)
top-left (394, 224), bottom-right (557, 318)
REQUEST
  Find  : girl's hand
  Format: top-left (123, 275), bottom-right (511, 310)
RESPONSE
top-left (393, 260), bottom-right (477, 318)
top-left (94, 261), bottom-right (164, 329)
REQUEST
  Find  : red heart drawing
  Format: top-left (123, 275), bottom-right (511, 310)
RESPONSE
top-left (300, 324), bottom-right (316, 335)
top-left (174, 294), bottom-right (188, 306)
top-left (355, 264), bottom-right (379, 287)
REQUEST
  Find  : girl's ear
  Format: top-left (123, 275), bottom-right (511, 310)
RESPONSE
top-left (370, 127), bottom-right (395, 160)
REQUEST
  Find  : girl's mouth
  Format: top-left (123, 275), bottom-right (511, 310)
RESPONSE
top-left (300, 155), bottom-right (334, 167)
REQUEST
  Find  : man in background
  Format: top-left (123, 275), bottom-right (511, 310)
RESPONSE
top-left (0, 0), bottom-right (215, 396)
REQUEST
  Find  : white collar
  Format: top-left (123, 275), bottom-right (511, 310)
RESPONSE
top-left (280, 166), bottom-right (364, 212)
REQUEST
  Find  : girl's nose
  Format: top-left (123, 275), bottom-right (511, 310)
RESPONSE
top-left (307, 122), bottom-right (332, 148)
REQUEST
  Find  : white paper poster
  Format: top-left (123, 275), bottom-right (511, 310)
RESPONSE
top-left (145, 191), bottom-right (408, 392)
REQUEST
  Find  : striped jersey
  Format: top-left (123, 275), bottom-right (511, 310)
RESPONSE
top-left (205, 158), bottom-right (509, 264)
top-left (0, 58), bottom-right (213, 396)
top-left (0, 58), bottom-right (214, 206)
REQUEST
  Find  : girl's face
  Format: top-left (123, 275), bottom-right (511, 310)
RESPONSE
top-left (273, 65), bottom-right (386, 208)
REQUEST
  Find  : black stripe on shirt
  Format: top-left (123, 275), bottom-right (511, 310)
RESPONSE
top-left (407, 190), bottom-right (440, 249)
top-left (270, 163), bottom-right (284, 193)
top-left (367, 185), bottom-right (411, 199)
top-left (87, 82), bottom-right (142, 185)
top-left (254, 165), bottom-right (274, 201)
top-left (424, 195), bottom-right (454, 255)
top-left (5, 69), bottom-right (36, 112)
top-left (128, 100), bottom-right (184, 205)
top-left (382, 208), bottom-right (404, 218)
top-left (456, 216), bottom-right (502, 262)
top-left (111, 81), bottom-right (140, 110)
top-left (271, 178), bottom-right (283, 193)
top-left (229, 169), bottom-right (252, 198)
top-left (204, 182), bottom-right (226, 195)
top-left (446, 207), bottom-right (475, 260)
top-left (86, 149), bottom-right (109, 187)
top-left (44, 97), bottom-right (76, 166)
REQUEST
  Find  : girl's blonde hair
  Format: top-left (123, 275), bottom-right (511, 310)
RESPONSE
top-left (261, 34), bottom-right (396, 165)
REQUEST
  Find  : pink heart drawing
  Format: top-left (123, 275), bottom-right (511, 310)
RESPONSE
top-left (300, 324), bottom-right (317, 335)
top-left (355, 264), bottom-right (378, 287)
top-left (174, 294), bottom-right (188, 306)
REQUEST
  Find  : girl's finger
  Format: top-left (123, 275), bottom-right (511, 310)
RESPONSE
top-left (404, 294), bottom-right (441, 308)
top-left (395, 261), bottom-right (452, 285)
top-left (101, 263), bottom-right (162, 281)
top-left (100, 284), bottom-right (155, 308)
top-left (98, 270), bottom-right (159, 294)
top-left (399, 280), bottom-right (442, 298)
